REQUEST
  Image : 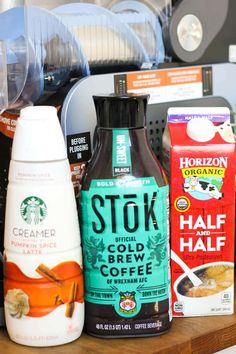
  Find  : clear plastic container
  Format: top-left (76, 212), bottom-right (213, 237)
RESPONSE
top-left (25, 6), bottom-right (89, 90)
top-left (52, 3), bottom-right (150, 71)
top-left (0, 0), bottom-right (25, 13)
top-left (0, 7), bottom-right (28, 109)
top-left (0, 6), bottom-right (88, 110)
top-left (0, 41), bottom-right (8, 112)
top-left (110, 0), bottom-right (165, 66)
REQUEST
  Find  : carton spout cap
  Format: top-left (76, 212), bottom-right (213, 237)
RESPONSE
top-left (186, 118), bottom-right (215, 142)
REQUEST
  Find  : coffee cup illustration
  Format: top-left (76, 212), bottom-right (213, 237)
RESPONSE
top-left (173, 261), bottom-right (234, 316)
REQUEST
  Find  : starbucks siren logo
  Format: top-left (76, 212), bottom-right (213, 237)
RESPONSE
top-left (20, 196), bottom-right (47, 225)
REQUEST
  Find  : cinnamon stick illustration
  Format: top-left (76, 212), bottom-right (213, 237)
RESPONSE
top-left (36, 264), bottom-right (64, 286)
top-left (55, 295), bottom-right (64, 305)
top-left (65, 282), bottom-right (78, 318)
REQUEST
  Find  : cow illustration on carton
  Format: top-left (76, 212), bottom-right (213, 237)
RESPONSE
top-left (183, 176), bottom-right (223, 200)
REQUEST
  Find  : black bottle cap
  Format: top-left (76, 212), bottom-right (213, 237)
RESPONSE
top-left (93, 93), bottom-right (150, 128)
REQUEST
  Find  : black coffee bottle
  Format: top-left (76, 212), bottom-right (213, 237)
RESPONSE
top-left (80, 93), bottom-right (171, 337)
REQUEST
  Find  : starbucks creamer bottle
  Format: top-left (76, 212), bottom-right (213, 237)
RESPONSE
top-left (4, 106), bottom-right (84, 347)
top-left (80, 94), bottom-right (171, 337)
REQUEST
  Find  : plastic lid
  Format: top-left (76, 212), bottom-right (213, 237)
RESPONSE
top-left (53, 3), bottom-right (150, 67)
top-left (186, 118), bottom-right (216, 142)
top-left (12, 106), bottom-right (67, 161)
top-left (93, 93), bottom-right (149, 128)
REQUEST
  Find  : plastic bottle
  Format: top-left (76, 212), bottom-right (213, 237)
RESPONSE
top-left (4, 106), bottom-right (84, 347)
top-left (80, 93), bottom-right (171, 338)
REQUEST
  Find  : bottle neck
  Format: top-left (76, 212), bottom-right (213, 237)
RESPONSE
top-left (96, 126), bottom-right (146, 151)
top-left (83, 126), bottom-right (167, 187)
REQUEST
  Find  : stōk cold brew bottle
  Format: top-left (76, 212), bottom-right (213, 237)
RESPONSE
top-left (80, 93), bottom-right (171, 337)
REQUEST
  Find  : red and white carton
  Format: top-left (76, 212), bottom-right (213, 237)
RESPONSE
top-left (162, 107), bottom-right (235, 317)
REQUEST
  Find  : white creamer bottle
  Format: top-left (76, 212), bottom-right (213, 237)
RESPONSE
top-left (4, 106), bottom-right (84, 347)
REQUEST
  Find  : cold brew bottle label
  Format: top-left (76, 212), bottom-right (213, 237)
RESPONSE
top-left (81, 177), bottom-right (169, 318)
top-left (112, 130), bottom-right (132, 176)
